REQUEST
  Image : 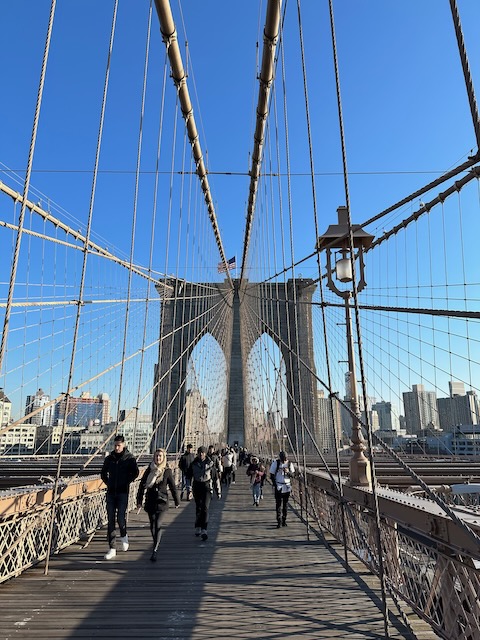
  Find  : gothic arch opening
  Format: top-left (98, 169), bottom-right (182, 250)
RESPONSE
top-left (244, 334), bottom-right (287, 453)
top-left (186, 333), bottom-right (228, 448)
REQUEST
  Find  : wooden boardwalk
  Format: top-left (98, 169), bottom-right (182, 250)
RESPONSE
top-left (1, 473), bottom-right (436, 640)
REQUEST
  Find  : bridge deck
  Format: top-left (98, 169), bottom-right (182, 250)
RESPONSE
top-left (1, 474), bottom-right (435, 639)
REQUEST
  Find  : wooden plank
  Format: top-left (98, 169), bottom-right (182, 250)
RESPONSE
top-left (0, 474), bottom-right (437, 639)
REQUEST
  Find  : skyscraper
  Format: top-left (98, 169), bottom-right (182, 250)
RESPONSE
top-left (54, 392), bottom-right (110, 428)
top-left (317, 389), bottom-right (343, 452)
top-left (438, 388), bottom-right (479, 431)
top-left (449, 381), bottom-right (465, 397)
top-left (402, 384), bottom-right (438, 434)
top-left (372, 401), bottom-right (400, 431)
top-left (25, 388), bottom-right (53, 426)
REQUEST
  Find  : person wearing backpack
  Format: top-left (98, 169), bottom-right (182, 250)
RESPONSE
top-left (269, 451), bottom-right (295, 528)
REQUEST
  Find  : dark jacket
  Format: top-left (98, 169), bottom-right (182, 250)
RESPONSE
top-left (186, 456), bottom-right (214, 490)
top-left (179, 450), bottom-right (195, 473)
top-left (101, 448), bottom-right (139, 494)
top-left (208, 451), bottom-right (221, 478)
top-left (136, 466), bottom-right (179, 514)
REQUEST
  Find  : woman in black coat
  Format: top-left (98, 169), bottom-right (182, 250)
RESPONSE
top-left (136, 448), bottom-right (179, 561)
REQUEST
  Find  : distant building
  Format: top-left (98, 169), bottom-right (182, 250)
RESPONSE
top-left (449, 381), bottom-right (465, 397)
top-left (184, 389), bottom-right (208, 450)
top-left (78, 421), bottom-right (107, 454)
top-left (359, 396), bottom-right (380, 433)
top-left (372, 401), bottom-right (400, 431)
top-left (403, 384), bottom-right (438, 434)
top-left (317, 389), bottom-right (342, 452)
top-left (0, 388), bottom-right (12, 426)
top-left (0, 423), bottom-right (36, 455)
top-left (54, 392), bottom-right (110, 428)
top-left (117, 411), bottom-right (154, 456)
top-left (449, 425), bottom-right (480, 456)
top-left (35, 424), bottom-right (82, 454)
top-left (427, 425), bottom-right (480, 456)
top-left (25, 388), bottom-right (53, 426)
top-left (437, 384), bottom-right (479, 431)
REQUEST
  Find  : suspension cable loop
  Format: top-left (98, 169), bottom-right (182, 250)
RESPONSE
top-left (449, 0), bottom-right (480, 149)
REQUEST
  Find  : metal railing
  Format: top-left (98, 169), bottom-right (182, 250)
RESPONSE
top-left (293, 470), bottom-right (480, 640)
top-left (0, 474), bottom-right (145, 583)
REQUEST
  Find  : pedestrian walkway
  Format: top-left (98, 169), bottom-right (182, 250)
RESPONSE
top-left (1, 471), bottom-right (435, 639)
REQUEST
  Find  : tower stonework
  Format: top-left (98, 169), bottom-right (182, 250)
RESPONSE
top-left (153, 278), bottom-right (318, 453)
top-left (242, 279), bottom-right (319, 453)
top-left (153, 280), bottom-right (234, 452)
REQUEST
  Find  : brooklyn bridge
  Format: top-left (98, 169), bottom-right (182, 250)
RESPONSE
top-left (1, 1), bottom-right (480, 638)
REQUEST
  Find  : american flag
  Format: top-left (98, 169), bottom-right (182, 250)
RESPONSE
top-left (217, 256), bottom-right (236, 273)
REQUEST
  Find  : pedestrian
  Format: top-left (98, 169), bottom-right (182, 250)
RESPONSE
top-left (207, 445), bottom-right (222, 499)
top-left (101, 434), bottom-right (139, 560)
top-left (178, 443), bottom-right (195, 500)
top-left (186, 445), bottom-right (214, 541)
top-left (269, 451), bottom-right (295, 528)
top-left (231, 446), bottom-right (238, 484)
top-left (221, 447), bottom-right (234, 485)
top-left (136, 448), bottom-right (179, 562)
top-left (247, 456), bottom-right (265, 506)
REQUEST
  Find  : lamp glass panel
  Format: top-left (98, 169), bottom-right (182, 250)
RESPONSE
top-left (336, 258), bottom-right (352, 283)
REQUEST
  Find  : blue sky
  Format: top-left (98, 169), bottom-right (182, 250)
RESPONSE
top-left (1, 0), bottom-right (479, 267)
top-left (1, 1), bottom-right (480, 425)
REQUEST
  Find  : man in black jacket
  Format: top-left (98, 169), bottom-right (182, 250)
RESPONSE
top-left (101, 435), bottom-right (139, 560)
top-left (186, 446), bottom-right (214, 541)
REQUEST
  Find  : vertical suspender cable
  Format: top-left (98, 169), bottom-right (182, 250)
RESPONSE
top-left (132, 1), bottom-right (154, 452)
top-left (0, 0), bottom-right (57, 374)
top-left (45, 0), bottom-right (119, 575)
top-left (295, 0), bottom-right (349, 564)
top-left (276, 8), bottom-right (310, 536)
top-left (327, 0), bottom-right (389, 635)
top-left (240, 0), bottom-right (282, 283)
top-left (116, 0), bottom-right (152, 429)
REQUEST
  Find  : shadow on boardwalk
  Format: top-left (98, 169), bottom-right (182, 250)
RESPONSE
top-left (1, 474), bottom-right (433, 639)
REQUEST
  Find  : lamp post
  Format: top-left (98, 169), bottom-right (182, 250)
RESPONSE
top-left (316, 206), bottom-right (374, 487)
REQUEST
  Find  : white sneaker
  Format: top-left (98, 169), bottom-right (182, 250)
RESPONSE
top-left (119, 535), bottom-right (129, 552)
top-left (104, 548), bottom-right (116, 560)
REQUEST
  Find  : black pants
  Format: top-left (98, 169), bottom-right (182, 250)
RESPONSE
top-left (147, 504), bottom-right (168, 551)
top-left (192, 481), bottom-right (212, 530)
top-left (274, 488), bottom-right (291, 523)
top-left (222, 466), bottom-right (232, 485)
top-left (106, 492), bottom-right (128, 548)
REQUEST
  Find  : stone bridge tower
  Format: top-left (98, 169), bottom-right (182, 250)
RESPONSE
top-left (153, 278), bottom-right (318, 453)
